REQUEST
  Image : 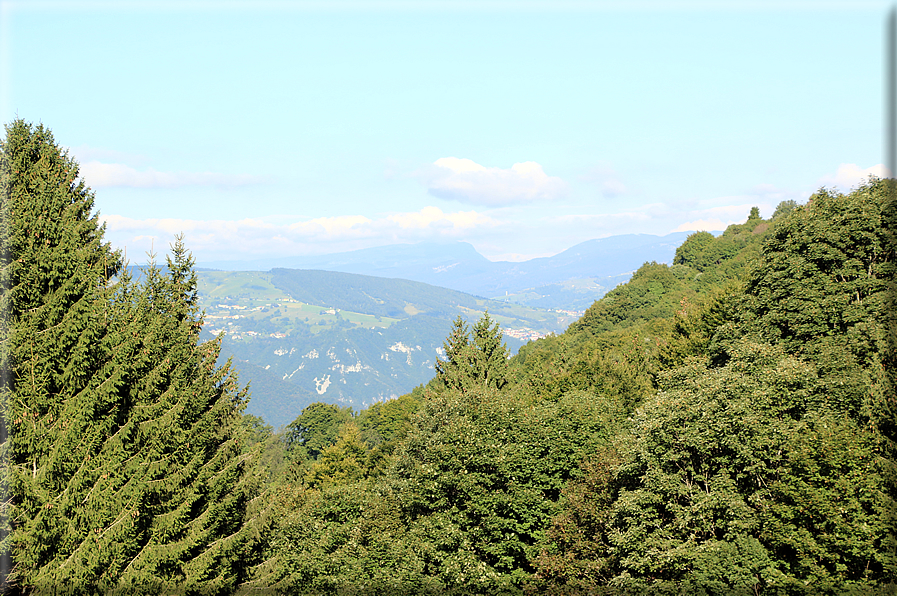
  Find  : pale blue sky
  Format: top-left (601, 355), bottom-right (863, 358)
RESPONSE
top-left (1, 1), bottom-right (889, 263)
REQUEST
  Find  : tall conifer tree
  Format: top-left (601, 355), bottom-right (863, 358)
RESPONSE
top-left (435, 313), bottom-right (509, 392)
top-left (471, 311), bottom-right (509, 391)
top-left (434, 316), bottom-right (474, 392)
top-left (0, 119), bottom-right (121, 592)
top-left (0, 120), bottom-right (258, 594)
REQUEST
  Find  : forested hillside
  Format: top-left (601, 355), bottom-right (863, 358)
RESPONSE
top-left (243, 183), bottom-right (896, 594)
top-left (2, 118), bottom-right (895, 595)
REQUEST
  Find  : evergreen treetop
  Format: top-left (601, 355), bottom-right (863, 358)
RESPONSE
top-left (435, 312), bottom-right (509, 393)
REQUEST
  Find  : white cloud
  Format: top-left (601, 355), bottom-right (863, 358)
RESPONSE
top-left (99, 206), bottom-right (499, 261)
top-left (747, 183), bottom-right (807, 204)
top-left (549, 210), bottom-right (650, 226)
top-left (672, 218), bottom-right (729, 232)
top-left (420, 157), bottom-right (567, 206)
top-left (79, 161), bottom-right (262, 189)
top-left (67, 145), bottom-right (148, 165)
top-left (818, 163), bottom-right (889, 191)
top-left (539, 201), bottom-right (763, 241)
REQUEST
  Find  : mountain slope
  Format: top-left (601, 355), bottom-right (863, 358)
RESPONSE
top-left (200, 232), bottom-right (693, 301)
top-left (197, 269), bottom-right (580, 427)
top-left (268, 268), bottom-right (484, 319)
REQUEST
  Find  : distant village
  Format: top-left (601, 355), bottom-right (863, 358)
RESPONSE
top-left (505, 308), bottom-right (583, 342)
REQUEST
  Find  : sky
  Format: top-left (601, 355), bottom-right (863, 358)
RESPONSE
top-left (0, 0), bottom-right (891, 264)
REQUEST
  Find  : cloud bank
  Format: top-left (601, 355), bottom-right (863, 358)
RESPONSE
top-left (421, 157), bottom-right (567, 206)
top-left (101, 206), bottom-right (497, 261)
top-left (545, 202), bottom-right (771, 242)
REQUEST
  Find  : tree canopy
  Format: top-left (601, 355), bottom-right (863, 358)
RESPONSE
top-left (255, 185), bottom-right (895, 594)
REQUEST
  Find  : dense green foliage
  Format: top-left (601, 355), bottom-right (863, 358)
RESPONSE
top-left (531, 182), bottom-right (896, 595)
top-left (249, 179), bottom-right (895, 595)
top-left (1, 121), bottom-right (261, 594)
top-left (285, 402), bottom-right (355, 463)
top-left (538, 341), bottom-right (888, 593)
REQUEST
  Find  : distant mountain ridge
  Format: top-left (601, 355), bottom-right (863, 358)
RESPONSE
top-left (200, 232), bottom-right (693, 299)
top-left (267, 268), bottom-right (485, 319)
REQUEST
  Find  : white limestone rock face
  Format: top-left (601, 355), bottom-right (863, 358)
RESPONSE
top-left (314, 375), bottom-right (332, 395)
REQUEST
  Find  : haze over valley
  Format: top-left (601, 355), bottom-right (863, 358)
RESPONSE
top-left (195, 232), bottom-right (688, 426)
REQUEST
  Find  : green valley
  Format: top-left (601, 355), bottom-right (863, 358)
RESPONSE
top-left (196, 269), bottom-right (584, 427)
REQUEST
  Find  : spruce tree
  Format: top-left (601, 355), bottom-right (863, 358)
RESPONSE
top-left (1, 119), bottom-right (122, 592)
top-left (471, 311), bottom-right (509, 391)
top-left (435, 313), bottom-right (509, 393)
top-left (1, 120), bottom-right (259, 594)
top-left (434, 316), bottom-right (474, 392)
